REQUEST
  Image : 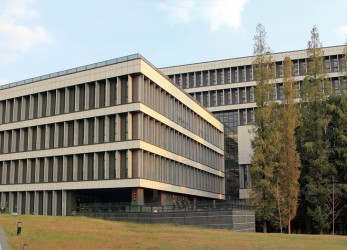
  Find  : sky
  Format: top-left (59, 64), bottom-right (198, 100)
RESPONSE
top-left (0, 0), bottom-right (347, 85)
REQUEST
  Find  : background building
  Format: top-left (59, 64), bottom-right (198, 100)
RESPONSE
top-left (0, 54), bottom-right (225, 215)
top-left (160, 45), bottom-right (346, 200)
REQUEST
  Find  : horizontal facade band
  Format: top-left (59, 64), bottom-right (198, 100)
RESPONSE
top-left (0, 140), bottom-right (224, 177)
top-left (0, 178), bottom-right (225, 199)
top-left (0, 103), bottom-right (222, 154)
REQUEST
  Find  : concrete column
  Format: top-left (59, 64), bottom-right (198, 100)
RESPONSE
top-left (64, 87), bottom-right (69, 113)
top-left (11, 130), bottom-right (16, 152)
top-left (115, 114), bottom-right (120, 141)
top-left (104, 152), bottom-right (109, 179)
top-left (115, 151), bottom-right (120, 179)
top-left (45, 125), bottom-right (50, 149)
top-left (29, 95), bottom-right (34, 119)
top-left (93, 153), bottom-right (98, 180)
top-left (25, 160), bottom-right (30, 183)
top-left (25, 192), bottom-right (30, 214)
top-left (95, 81), bottom-right (100, 108)
top-left (127, 113), bottom-right (132, 140)
top-left (105, 79), bottom-right (111, 106)
top-left (19, 128), bottom-right (24, 151)
top-left (1, 162), bottom-right (6, 184)
top-left (54, 124), bottom-right (59, 148)
top-left (21, 97), bottom-right (26, 120)
top-left (27, 127), bottom-right (32, 151)
top-left (61, 191), bottom-right (66, 216)
top-left (83, 154), bottom-right (88, 180)
top-left (9, 161), bottom-right (14, 184)
top-left (116, 77), bottom-right (121, 105)
top-left (63, 156), bottom-right (67, 181)
top-left (5, 100), bottom-right (10, 123)
top-left (128, 75), bottom-right (132, 103)
top-left (36, 126), bottom-right (41, 150)
top-left (53, 157), bottom-right (58, 182)
top-left (17, 192), bottom-right (22, 214)
top-left (9, 192), bottom-right (14, 213)
top-left (83, 119), bottom-right (89, 144)
top-left (52, 191), bottom-right (57, 216)
top-left (73, 155), bottom-right (78, 181)
top-left (34, 191), bottom-right (39, 215)
top-left (43, 191), bottom-right (48, 215)
top-left (3, 131), bottom-right (8, 153)
top-left (127, 150), bottom-right (132, 178)
top-left (0, 193), bottom-right (5, 208)
top-left (131, 188), bottom-right (144, 205)
top-left (18, 160), bottom-right (23, 184)
top-left (85, 83), bottom-right (90, 110)
top-left (104, 116), bottom-right (110, 142)
top-left (73, 121), bottom-right (78, 146)
top-left (75, 85), bottom-right (80, 111)
top-left (44, 158), bottom-right (49, 182)
top-left (55, 89), bottom-right (60, 115)
top-left (94, 117), bottom-right (99, 143)
top-left (63, 122), bottom-right (68, 147)
top-left (46, 91), bottom-right (52, 116)
top-left (35, 159), bottom-right (40, 183)
top-left (38, 93), bottom-right (43, 117)
top-left (13, 98), bottom-right (18, 122)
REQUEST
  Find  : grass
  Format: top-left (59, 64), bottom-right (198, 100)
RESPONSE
top-left (0, 214), bottom-right (346, 250)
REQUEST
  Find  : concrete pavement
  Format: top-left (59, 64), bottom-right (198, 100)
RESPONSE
top-left (0, 225), bottom-right (10, 250)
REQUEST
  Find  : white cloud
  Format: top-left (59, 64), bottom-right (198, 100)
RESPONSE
top-left (157, 0), bottom-right (249, 31)
top-left (158, 0), bottom-right (195, 24)
top-left (0, 54), bottom-right (16, 66)
top-left (333, 25), bottom-right (347, 43)
top-left (0, 0), bottom-right (51, 66)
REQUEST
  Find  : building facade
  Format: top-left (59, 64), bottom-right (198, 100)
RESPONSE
top-left (160, 45), bottom-right (347, 200)
top-left (0, 54), bottom-right (225, 215)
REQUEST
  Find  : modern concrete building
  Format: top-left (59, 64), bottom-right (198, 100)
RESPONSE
top-left (0, 54), bottom-right (225, 215)
top-left (160, 45), bottom-right (347, 200)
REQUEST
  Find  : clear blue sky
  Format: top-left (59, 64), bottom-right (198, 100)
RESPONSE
top-left (0, 0), bottom-right (346, 85)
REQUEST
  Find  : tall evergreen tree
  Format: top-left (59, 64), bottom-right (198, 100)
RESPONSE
top-left (249, 23), bottom-right (280, 232)
top-left (277, 57), bottom-right (301, 234)
top-left (297, 26), bottom-right (333, 234)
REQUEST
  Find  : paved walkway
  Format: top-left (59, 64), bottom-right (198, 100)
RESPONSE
top-left (0, 225), bottom-right (10, 250)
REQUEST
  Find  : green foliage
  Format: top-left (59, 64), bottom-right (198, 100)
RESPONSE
top-left (297, 26), bottom-right (333, 233)
top-left (249, 24), bottom-right (281, 231)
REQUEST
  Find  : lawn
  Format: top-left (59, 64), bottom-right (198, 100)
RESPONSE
top-left (0, 214), bottom-right (346, 250)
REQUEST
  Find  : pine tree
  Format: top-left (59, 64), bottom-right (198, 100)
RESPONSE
top-left (277, 57), bottom-right (301, 234)
top-left (297, 26), bottom-right (333, 234)
top-left (249, 23), bottom-right (280, 232)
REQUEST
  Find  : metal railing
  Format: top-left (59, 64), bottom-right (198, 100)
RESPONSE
top-left (77, 201), bottom-right (251, 214)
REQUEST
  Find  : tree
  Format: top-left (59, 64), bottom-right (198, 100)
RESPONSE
top-left (276, 57), bottom-right (301, 234)
top-left (297, 26), bottom-right (333, 234)
top-left (326, 93), bottom-right (347, 235)
top-left (249, 23), bottom-right (280, 232)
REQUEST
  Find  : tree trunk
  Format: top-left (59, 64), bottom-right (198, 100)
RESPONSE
top-left (288, 219), bottom-right (291, 234)
top-left (263, 220), bottom-right (267, 233)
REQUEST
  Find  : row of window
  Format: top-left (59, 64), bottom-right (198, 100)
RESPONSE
top-left (0, 112), bottom-right (221, 169)
top-left (0, 73), bottom-right (222, 150)
top-left (188, 77), bottom-right (345, 108)
top-left (0, 77), bottom-right (125, 125)
top-left (0, 149), bottom-right (223, 194)
top-left (169, 54), bottom-right (346, 89)
top-left (214, 109), bottom-right (255, 132)
top-left (0, 191), bottom-right (64, 215)
top-left (140, 77), bottom-right (223, 148)
top-left (142, 114), bottom-right (223, 171)
top-left (141, 151), bottom-right (223, 194)
top-left (190, 86), bottom-right (254, 107)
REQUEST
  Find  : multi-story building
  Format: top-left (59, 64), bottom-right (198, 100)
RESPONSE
top-left (160, 45), bottom-right (346, 200)
top-left (0, 54), bottom-right (225, 215)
